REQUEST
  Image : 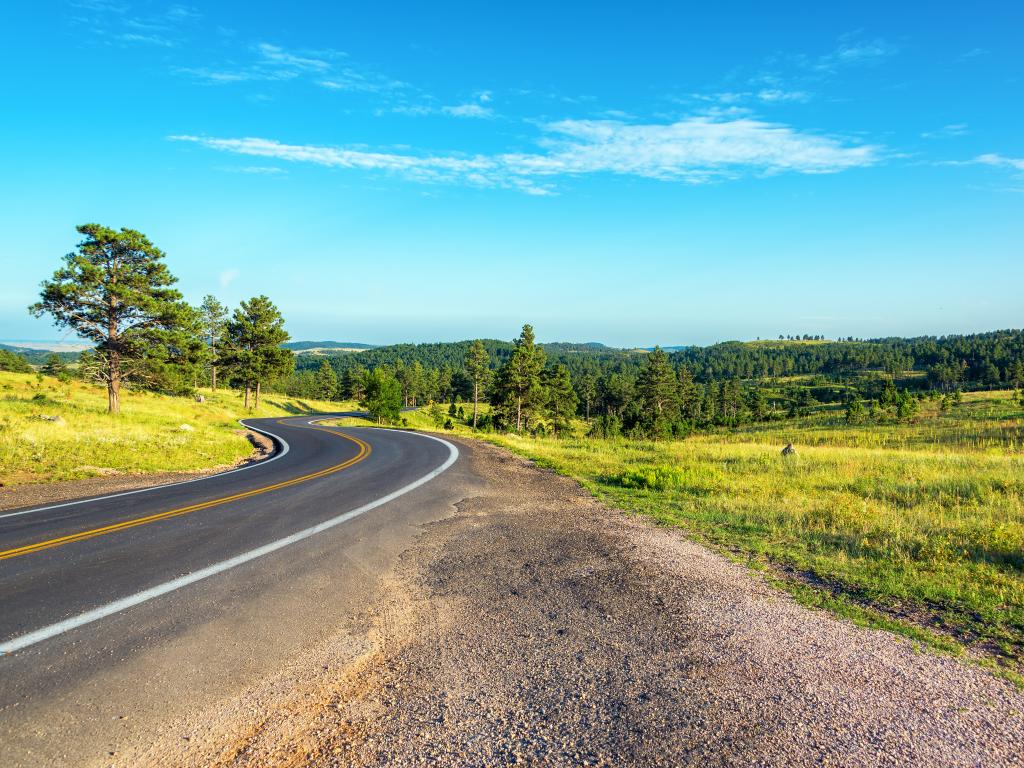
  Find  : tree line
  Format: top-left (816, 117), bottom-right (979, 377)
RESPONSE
top-left (29, 224), bottom-right (294, 413)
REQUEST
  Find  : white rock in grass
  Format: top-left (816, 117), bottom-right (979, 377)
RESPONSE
top-left (178, 424), bottom-right (194, 432)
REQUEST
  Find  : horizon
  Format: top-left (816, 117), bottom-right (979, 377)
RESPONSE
top-left (2, 2), bottom-right (1021, 345)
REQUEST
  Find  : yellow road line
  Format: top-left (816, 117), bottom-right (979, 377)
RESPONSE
top-left (0, 422), bottom-right (370, 562)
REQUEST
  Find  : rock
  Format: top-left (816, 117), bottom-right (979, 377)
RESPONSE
top-left (781, 443), bottom-right (797, 457)
top-left (178, 424), bottom-right (194, 432)
top-left (194, 394), bottom-right (206, 403)
top-left (37, 415), bottom-right (65, 424)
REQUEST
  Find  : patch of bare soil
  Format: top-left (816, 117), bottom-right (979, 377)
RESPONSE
top-left (0, 429), bottom-right (276, 512)
top-left (116, 438), bottom-right (1024, 768)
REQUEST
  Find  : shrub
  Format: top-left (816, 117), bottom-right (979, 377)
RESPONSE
top-left (615, 464), bottom-right (686, 491)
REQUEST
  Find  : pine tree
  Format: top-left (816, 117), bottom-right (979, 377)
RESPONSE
top-left (223, 296), bottom-right (292, 409)
top-left (464, 339), bottom-right (490, 429)
top-left (492, 324), bottom-right (546, 432)
top-left (30, 224), bottom-right (191, 414)
top-left (42, 353), bottom-right (66, 377)
top-left (543, 364), bottom-right (578, 436)
top-left (362, 368), bottom-right (402, 424)
top-left (678, 366), bottom-right (699, 423)
top-left (198, 295), bottom-right (228, 391)
top-left (314, 359), bottom-right (338, 401)
top-left (637, 348), bottom-right (680, 419)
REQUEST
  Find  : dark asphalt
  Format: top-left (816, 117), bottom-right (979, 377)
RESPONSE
top-left (0, 416), bottom-right (456, 699)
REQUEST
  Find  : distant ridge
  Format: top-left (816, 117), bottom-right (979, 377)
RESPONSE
top-left (284, 341), bottom-right (377, 352)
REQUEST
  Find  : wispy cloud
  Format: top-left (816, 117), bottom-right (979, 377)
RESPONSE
top-left (219, 268), bottom-right (240, 287)
top-left (442, 103), bottom-right (494, 119)
top-left (170, 116), bottom-right (880, 195)
top-left (974, 153), bottom-right (1024, 172)
top-left (70, 1), bottom-right (201, 48)
top-left (179, 41), bottom-right (407, 93)
top-left (921, 123), bottom-right (969, 139)
top-left (813, 37), bottom-right (898, 71)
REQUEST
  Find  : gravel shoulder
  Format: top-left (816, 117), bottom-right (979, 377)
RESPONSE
top-left (0, 429), bottom-right (275, 512)
top-left (113, 436), bottom-right (1024, 768)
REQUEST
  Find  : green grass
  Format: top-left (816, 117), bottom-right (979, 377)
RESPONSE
top-left (335, 391), bottom-right (1024, 679)
top-left (0, 371), bottom-right (354, 485)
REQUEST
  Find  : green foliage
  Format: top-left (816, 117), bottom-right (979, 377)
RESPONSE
top-left (543, 363), bottom-right (578, 436)
top-left (0, 349), bottom-right (33, 373)
top-left (491, 324), bottom-right (546, 432)
top-left (223, 295), bottom-right (292, 408)
top-left (615, 465), bottom-right (686, 491)
top-left (314, 359), bottom-right (339, 401)
top-left (29, 224), bottom-right (193, 413)
top-left (361, 367), bottom-right (403, 424)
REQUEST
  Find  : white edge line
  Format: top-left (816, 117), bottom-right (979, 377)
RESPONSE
top-left (0, 418), bottom-right (298, 521)
top-left (0, 429), bottom-right (459, 655)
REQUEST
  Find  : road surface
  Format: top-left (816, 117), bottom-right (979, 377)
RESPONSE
top-left (0, 415), bottom-right (462, 766)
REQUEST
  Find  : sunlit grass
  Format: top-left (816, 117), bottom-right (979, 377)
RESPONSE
top-left (336, 390), bottom-right (1024, 673)
top-left (0, 371), bottom-right (353, 485)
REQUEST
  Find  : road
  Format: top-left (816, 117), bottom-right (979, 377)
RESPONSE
top-left (0, 415), bottom-right (463, 766)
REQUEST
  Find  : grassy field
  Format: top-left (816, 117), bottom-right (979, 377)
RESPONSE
top-left (333, 391), bottom-right (1024, 680)
top-left (0, 371), bottom-right (353, 485)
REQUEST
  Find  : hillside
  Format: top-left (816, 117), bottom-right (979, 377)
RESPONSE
top-left (0, 371), bottom-right (353, 486)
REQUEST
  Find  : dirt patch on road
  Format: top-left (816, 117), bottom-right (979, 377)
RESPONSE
top-left (0, 428), bottom-right (276, 512)
top-left (112, 438), bottom-right (1024, 767)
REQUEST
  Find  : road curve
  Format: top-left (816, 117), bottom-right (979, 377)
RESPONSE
top-left (0, 415), bottom-right (457, 658)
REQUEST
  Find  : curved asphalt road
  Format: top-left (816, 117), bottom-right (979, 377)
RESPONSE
top-left (0, 416), bottom-right (460, 743)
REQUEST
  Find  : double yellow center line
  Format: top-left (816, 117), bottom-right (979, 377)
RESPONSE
top-left (0, 421), bottom-right (370, 562)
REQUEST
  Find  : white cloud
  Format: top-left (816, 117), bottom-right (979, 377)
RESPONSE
top-left (921, 123), bottom-right (969, 139)
top-left (442, 103), bottom-right (494, 119)
top-left (975, 154), bottom-right (1024, 172)
top-left (180, 42), bottom-right (405, 93)
top-left (757, 89), bottom-right (810, 103)
top-left (171, 116), bottom-right (879, 194)
top-left (219, 268), bottom-right (240, 287)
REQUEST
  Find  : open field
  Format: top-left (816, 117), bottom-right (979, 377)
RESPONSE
top-left (0, 371), bottom-right (354, 486)
top-left (333, 391), bottom-right (1024, 679)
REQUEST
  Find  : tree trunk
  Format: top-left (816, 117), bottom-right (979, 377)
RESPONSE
top-left (472, 382), bottom-right (479, 429)
top-left (244, 385), bottom-right (251, 410)
top-left (212, 365), bottom-right (218, 391)
top-left (107, 348), bottom-right (121, 415)
top-left (255, 381), bottom-right (261, 409)
top-left (516, 395), bottom-right (522, 432)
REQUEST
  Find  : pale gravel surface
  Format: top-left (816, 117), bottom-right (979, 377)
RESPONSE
top-left (112, 438), bottom-right (1024, 767)
top-left (0, 429), bottom-right (274, 511)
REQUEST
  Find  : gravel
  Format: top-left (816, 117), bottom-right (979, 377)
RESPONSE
top-left (116, 438), bottom-right (1024, 767)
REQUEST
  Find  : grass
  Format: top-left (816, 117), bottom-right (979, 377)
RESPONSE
top-left (332, 391), bottom-right (1024, 680)
top-left (0, 371), bottom-right (353, 485)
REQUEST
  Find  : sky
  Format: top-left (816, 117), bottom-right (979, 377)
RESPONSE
top-left (0, 1), bottom-right (1021, 347)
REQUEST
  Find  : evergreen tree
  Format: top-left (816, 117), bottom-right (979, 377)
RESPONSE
top-left (492, 324), bottom-right (546, 432)
top-left (637, 347), bottom-right (680, 421)
top-left (464, 339), bottom-right (491, 429)
top-left (223, 296), bottom-right (292, 409)
top-left (314, 359), bottom-right (338, 400)
top-left (845, 399), bottom-right (866, 425)
top-left (198, 295), bottom-right (229, 391)
top-left (576, 370), bottom-right (598, 420)
top-left (42, 353), bottom-right (66, 377)
top-left (362, 368), bottom-right (403, 424)
top-left (342, 364), bottom-right (367, 401)
top-left (543, 364), bottom-right (578, 436)
top-left (678, 366), bottom-right (699, 423)
top-left (30, 224), bottom-right (190, 414)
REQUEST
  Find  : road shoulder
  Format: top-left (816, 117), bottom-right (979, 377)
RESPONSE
top-left (109, 437), bottom-right (1024, 767)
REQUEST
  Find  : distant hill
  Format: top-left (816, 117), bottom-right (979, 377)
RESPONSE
top-left (284, 341), bottom-right (377, 353)
top-left (0, 343), bottom-right (80, 366)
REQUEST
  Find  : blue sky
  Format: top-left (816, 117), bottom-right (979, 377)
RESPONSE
top-left (1, 1), bottom-right (1021, 347)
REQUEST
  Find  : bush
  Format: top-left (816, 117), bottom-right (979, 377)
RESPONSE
top-left (615, 465), bottom-right (686, 491)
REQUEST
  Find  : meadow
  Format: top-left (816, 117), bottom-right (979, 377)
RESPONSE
top-left (0, 371), bottom-right (352, 485)
top-left (335, 392), bottom-right (1024, 679)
